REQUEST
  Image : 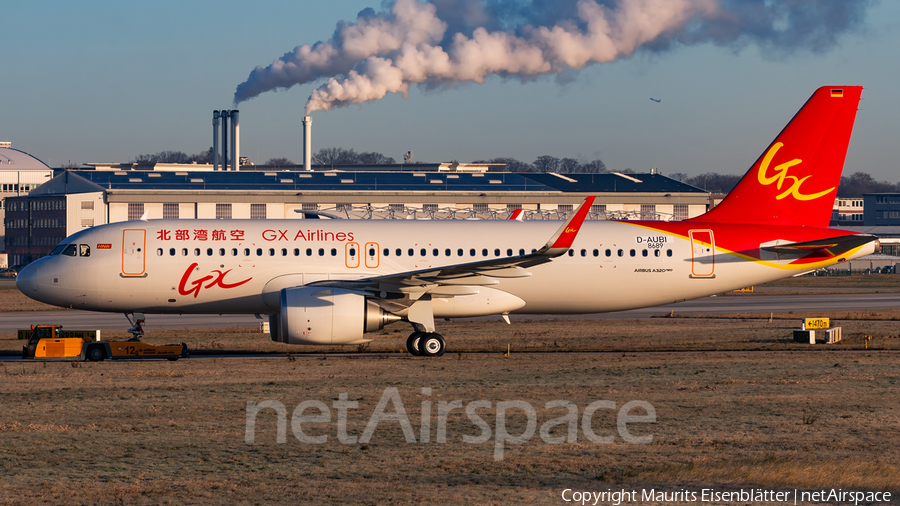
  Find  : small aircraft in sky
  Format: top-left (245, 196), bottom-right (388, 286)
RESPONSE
top-left (17, 87), bottom-right (876, 357)
top-left (650, 97), bottom-right (661, 103)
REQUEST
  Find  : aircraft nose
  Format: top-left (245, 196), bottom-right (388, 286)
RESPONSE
top-left (15, 262), bottom-right (42, 299)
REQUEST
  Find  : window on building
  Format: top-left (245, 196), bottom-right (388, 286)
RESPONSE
top-left (81, 201), bottom-right (94, 210)
top-left (250, 203), bottom-right (266, 219)
top-left (674, 204), bottom-right (689, 221)
top-left (302, 203), bottom-right (318, 211)
top-left (127, 203), bottom-right (144, 221)
top-left (216, 203), bottom-right (232, 220)
top-left (640, 204), bottom-right (656, 220)
top-left (163, 203), bottom-right (179, 219)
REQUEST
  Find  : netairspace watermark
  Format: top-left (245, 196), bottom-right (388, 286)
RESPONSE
top-left (560, 488), bottom-right (893, 505)
top-left (244, 387), bottom-right (656, 460)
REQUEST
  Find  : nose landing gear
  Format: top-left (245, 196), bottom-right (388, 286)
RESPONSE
top-left (125, 312), bottom-right (145, 342)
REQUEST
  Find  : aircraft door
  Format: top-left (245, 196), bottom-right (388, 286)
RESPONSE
top-left (345, 242), bottom-right (360, 269)
top-left (689, 229), bottom-right (715, 278)
top-left (122, 229), bottom-right (146, 276)
top-left (365, 242), bottom-right (379, 268)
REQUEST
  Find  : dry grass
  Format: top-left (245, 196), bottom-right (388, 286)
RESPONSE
top-left (2, 324), bottom-right (900, 504)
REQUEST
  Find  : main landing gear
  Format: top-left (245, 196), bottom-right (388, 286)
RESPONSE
top-left (406, 331), bottom-right (446, 357)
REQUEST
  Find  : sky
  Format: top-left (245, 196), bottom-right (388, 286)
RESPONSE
top-left (2, 0), bottom-right (899, 180)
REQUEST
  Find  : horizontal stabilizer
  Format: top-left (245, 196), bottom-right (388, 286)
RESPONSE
top-left (761, 234), bottom-right (878, 257)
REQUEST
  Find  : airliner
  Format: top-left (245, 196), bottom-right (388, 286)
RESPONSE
top-left (16, 86), bottom-right (878, 357)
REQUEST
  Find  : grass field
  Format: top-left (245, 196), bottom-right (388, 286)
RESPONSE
top-left (1, 277), bottom-right (899, 504)
top-left (2, 316), bottom-right (900, 505)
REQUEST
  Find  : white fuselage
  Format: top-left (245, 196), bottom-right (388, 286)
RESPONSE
top-left (16, 218), bottom-right (875, 316)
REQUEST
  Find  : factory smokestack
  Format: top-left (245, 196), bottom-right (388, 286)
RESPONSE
top-left (302, 115), bottom-right (312, 171)
top-left (231, 110), bottom-right (240, 171)
top-left (212, 111), bottom-right (220, 171)
top-left (220, 111), bottom-right (229, 171)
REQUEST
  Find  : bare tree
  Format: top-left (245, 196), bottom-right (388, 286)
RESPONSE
top-left (532, 155), bottom-right (560, 173)
top-left (481, 157), bottom-right (532, 172)
top-left (358, 151), bottom-right (395, 164)
top-left (581, 159), bottom-right (607, 173)
top-left (558, 158), bottom-right (581, 173)
top-left (265, 157), bottom-right (295, 167)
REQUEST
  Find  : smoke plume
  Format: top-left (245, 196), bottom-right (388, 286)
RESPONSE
top-left (233, 0), bottom-right (872, 113)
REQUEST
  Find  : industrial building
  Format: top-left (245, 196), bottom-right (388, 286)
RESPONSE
top-left (4, 169), bottom-right (710, 266)
top-left (0, 143), bottom-right (55, 267)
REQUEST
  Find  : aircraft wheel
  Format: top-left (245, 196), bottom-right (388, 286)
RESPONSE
top-left (406, 332), bottom-right (425, 357)
top-left (418, 333), bottom-right (446, 357)
top-left (87, 345), bottom-right (106, 362)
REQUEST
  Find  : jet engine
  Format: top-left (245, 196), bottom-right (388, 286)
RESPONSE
top-left (270, 287), bottom-right (399, 345)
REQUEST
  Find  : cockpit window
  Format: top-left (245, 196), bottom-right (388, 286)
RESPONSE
top-left (62, 244), bottom-right (77, 257)
top-left (50, 244), bottom-right (68, 256)
top-left (79, 244), bottom-right (90, 257)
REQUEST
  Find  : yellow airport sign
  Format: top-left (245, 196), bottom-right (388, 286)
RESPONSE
top-left (804, 318), bottom-right (830, 330)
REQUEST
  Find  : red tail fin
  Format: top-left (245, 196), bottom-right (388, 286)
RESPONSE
top-left (692, 86), bottom-right (862, 227)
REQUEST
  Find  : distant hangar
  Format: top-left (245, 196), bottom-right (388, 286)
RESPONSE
top-left (4, 168), bottom-right (710, 265)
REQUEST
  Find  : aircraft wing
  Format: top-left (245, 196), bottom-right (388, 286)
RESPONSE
top-left (761, 234), bottom-right (879, 257)
top-left (308, 196), bottom-right (595, 293)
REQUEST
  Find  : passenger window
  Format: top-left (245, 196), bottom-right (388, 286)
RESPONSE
top-left (519, 249), bottom-right (525, 256)
top-left (507, 248), bottom-right (513, 256)
top-left (79, 244), bottom-right (91, 257)
top-left (494, 248), bottom-right (500, 257)
top-left (482, 248), bottom-right (488, 257)
top-left (331, 248), bottom-right (337, 256)
top-left (396, 249), bottom-right (402, 256)
top-left (62, 244), bottom-right (77, 257)
top-left (408, 248), bottom-right (414, 256)
top-left (207, 248), bottom-right (214, 256)
top-left (157, 248), bottom-right (163, 256)
top-left (445, 248), bottom-right (451, 256)
top-left (654, 250), bottom-right (661, 257)
top-left (244, 248), bottom-right (250, 257)
top-left (667, 249), bottom-right (673, 257)
top-left (642, 250), bottom-right (648, 257)
top-left (350, 248), bottom-right (357, 256)
top-left (256, 248), bottom-right (262, 256)
top-left (281, 248), bottom-right (287, 256)
top-left (306, 248), bottom-right (312, 256)
top-left (568, 250), bottom-right (574, 257)
top-left (294, 248), bottom-right (300, 256)
top-left (195, 248), bottom-right (201, 256)
top-left (580, 249), bottom-right (586, 257)
top-left (617, 249), bottom-right (624, 257)
top-left (171, 248), bottom-right (177, 256)
top-left (182, 248), bottom-right (188, 256)
top-left (220, 248), bottom-right (226, 256)
top-left (470, 249), bottom-right (476, 257)
top-left (606, 249), bottom-right (611, 257)
top-left (458, 249), bottom-right (464, 256)
top-left (532, 249), bottom-right (537, 254)
top-left (369, 248), bottom-right (376, 257)
top-left (630, 249), bottom-right (636, 257)
top-left (593, 249), bottom-right (599, 257)
top-left (433, 248), bottom-right (439, 256)
top-left (268, 248), bottom-right (275, 256)
top-left (318, 248), bottom-right (325, 256)
top-left (384, 248), bottom-right (390, 256)
top-left (420, 248), bottom-right (427, 256)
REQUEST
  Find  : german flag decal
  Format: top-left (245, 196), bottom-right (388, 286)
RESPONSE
top-left (831, 89), bottom-right (844, 98)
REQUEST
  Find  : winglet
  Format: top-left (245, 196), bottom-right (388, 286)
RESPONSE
top-left (538, 196), bottom-right (595, 257)
top-left (508, 209), bottom-right (525, 221)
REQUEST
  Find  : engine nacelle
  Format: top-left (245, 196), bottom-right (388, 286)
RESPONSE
top-left (272, 287), bottom-right (398, 345)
